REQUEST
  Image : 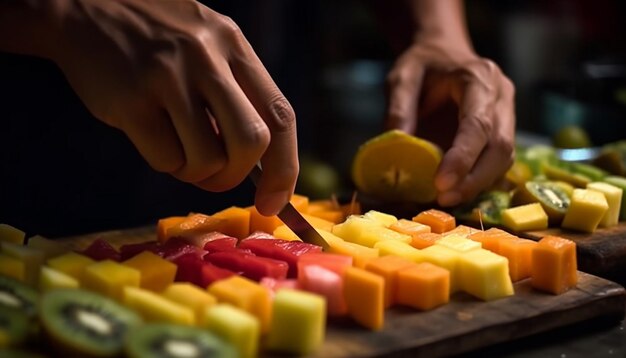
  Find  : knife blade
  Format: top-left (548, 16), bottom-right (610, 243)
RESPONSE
top-left (248, 164), bottom-right (329, 250)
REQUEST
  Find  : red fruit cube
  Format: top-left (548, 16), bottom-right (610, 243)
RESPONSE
top-left (161, 238), bottom-right (206, 261)
top-left (203, 237), bottom-right (239, 253)
top-left (177, 231), bottom-right (236, 249)
top-left (119, 240), bottom-right (162, 261)
top-left (200, 262), bottom-right (236, 287)
top-left (172, 253), bottom-right (205, 287)
top-left (80, 238), bottom-right (121, 261)
top-left (239, 238), bottom-right (322, 278)
top-left (206, 251), bottom-right (288, 281)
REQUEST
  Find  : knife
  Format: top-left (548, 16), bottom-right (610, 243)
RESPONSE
top-left (248, 164), bottom-right (330, 250)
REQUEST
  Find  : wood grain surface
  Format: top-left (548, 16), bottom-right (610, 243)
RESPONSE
top-left (58, 226), bottom-right (626, 358)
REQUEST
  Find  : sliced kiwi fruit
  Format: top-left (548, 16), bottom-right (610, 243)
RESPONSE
top-left (0, 307), bottom-right (31, 349)
top-left (0, 275), bottom-right (38, 318)
top-left (454, 191), bottom-right (511, 227)
top-left (124, 323), bottom-right (237, 358)
top-left (512, 181), bottom-right (571, 224)
top-left (40, 288), bottom-right (142, 357)
top-left (542, 163), bottom-right (591, 188)
top-left (567, 162), bottom-right (608, 181)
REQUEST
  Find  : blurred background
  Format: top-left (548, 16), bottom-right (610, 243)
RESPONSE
top-left (1, 0), bottom-right (625, 237)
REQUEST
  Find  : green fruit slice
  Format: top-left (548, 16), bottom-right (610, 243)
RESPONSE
top-left (0, 275), bottom-right (38, 318)
top-left (0, 307), bottom-right (31, 349)
top-left (124, 323), bottom-right (237, 358)
top-left (454, 191), bottom-right (511, 226)
top-left (40, 288), bottom-right (142, 357)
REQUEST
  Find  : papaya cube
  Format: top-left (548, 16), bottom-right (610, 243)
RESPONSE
top-left (343, 266), bottom-right (384, 330)
top-left (82, 260), bottom-right (141, 301)
top-left (46, 252), bottom-right (95, 281)
top-left (586, 182), bottom-right (622, 228)
top-left (39, 266), bottom-right (79, 292)
top-left (435, 234), bottom-right (481, 253)
top-left (531, 235), bottom-right (577, 294)
top-left (123, 286), bottom-right (195, 325)
top-left (0, 224), bottom-right (25, 245)
top-left (502, 203), bottom-right (549, 232)
top-left (468, 228), bottom-right (515, 254)
top-left (373, 240), bottom-right (424, 263)
top-left (156, 216), bottom-right (186, 244)
top-left (498, 238), bottom-right (537, 282)
top-left (412, 209), bottom-right (456, 233)
top-left (363, 210), bottom-right (398, 227)
top-left (266, 289), bottom-right (326, 355)
top-left (203, 304), bottom-right (260, 358)
top-left (389, 219), bottom-right (431, 238)
top-left (248, 195), bottom-right (309, 234)
top-left (444, 225), bottom-right (480, 237)
top-left (122, 251), bottom-right (177, 291)
top-left (164, 213), bottom-right (226, 243)
top-left (272, 215), bottom-right (334, 242)
top-left (1, 242), bottom-right (45, 286)
top-left (207, 275), bottom-right (272, 333)
top-left (420, 245), bottom-right (461, 292)
top-left (161, 283), bottom-right (217, 325)
top-left (319, 230), bottom-right (379, 268)
top-left (409, 232), bottom-right (441, 249)
top-left (562, 189), bottom-right (609, 233)
top-left (0, 253), bottom-right (25, 281)
top-left (212, 206), bottom-right (251, 239)
top-left (458, 249), bottom-right (514, 301)
top-left (396, 262), bottom-right (450, 310)
top-left (364, 255), bottom-right (416, 308)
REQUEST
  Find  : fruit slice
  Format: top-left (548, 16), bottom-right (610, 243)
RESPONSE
top-left (40, 288), bottom-right (142, 357)
top-left (501, 203), bottom-right (549, 232)
top-left (352, 130), bottom-right (442, 203)
top-left (238, 238), bottom-right (322, 278)
top-left (454, 191), bottom-right (511, 226)
top-left (586, 182), bottom-right (622, 227)
top-left (543, 163), bottom-right (591, 188)
top-left (203, 304), bottom-right (260, 358)
top-left (512, 181), bottom-right (571, 224)
top-left (389, 219), bottom-right (431, 238)
top-left (124, 323), bottom-right (236, 358)
top-left (413, 209), bottom-right (456, 234)
top-left (409, 232), bottom-right (441, 249)
top-left (205, 251), bottom-right (288, 282)
top-left (561, 189), bottom-right (609, 233)
top-left (123, 286), bottom-right (195, 325)
top-left (211, 206), bottom-right (251, 239)
top-left (0, 307), bottom-right (30, 349)
top-left (0, 275), bottom-right (38, 318)
top-left (531, 236), bottom-right (577, 294)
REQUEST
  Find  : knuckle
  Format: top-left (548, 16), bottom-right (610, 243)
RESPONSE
top-left (501, 76), bottom-right (516, 97)
top-left (216, 15), bottom-right (243, 42)
top-left (266, 96), bottom-right (296, 134)
top-left (468, 114), bottom-right (494, 137)
top-left (240, 121), bottom-right (271, 155)
top-left (174, 155), bottom-right (227, 184)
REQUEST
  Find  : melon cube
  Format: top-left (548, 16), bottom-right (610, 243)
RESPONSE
top-left (435, 234), bottom-right (481, 253)
top-left (161, 283), bottom-right (217, 324)
top-left (498, 238), bottom-right (537, 282)
top-left (307, 200), bottom-right (345, 224)
top-left (409, 232), bottom-right (441, 249)
top-left (412, 209), bottom-right (456, 233)
top-left (203, 304), bottom-right (260, 358)
top-left (273, 225), bottom-right (304, 241)
top-left (46, 252), bottom-right (95, 281)
top-left (298, 265), bottom-right (346, 316)
top-left (586, 182), bottom-right (622, 228)
top-left (0, 224), bottom-right (25, 245)
top-left (123, 251), bottom-right (177, 291)
top-left (373, 240), bottom-right (424, 263)
top-left (458, 249), bottom-right (514, 301)
top-left (319, 230), bottom-right (379, 268)
top-left (1, 242), bottom-right (45, 286)
top-left (364, 255), bottom-right (416, 308)
top-left (561, 189), bottom-right (609, 233)
top-left (123, 286), bottom-right (195, 325)
top-left (420, 245), bottom-right (461, 292)
top-left (396, 262), bottom-right (450, 310)
top-left (502, 203), bottom-right (549, 232)
top-left (389, 219), bottom-right (431, 238)
top-left (82, 260), bottom-right (141, 301)
top-left (39, 266), bottom-right (79, 292)
top-left (468, 228), bottom-right (515, 254)
top-left (266, 289), bottom-right (326, 355)
top-left (363, 210), bottom-right (398, 227)
top-left (343, 266), bottom-right (384, 330)
top-left (531, 235), bottom-right (577, 294)
top-left (207, 275), bottom-right (272, 333)
top-left (0, 253), bottom-right (25, 281)
top-left (297, 252), bottom-right (352, 278)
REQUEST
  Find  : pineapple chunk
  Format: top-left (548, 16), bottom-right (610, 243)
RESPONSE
top-left (332, 215), bottom-right (410, 248)
top-left (562, 189), bottom-right (609, 233)
top-left (363, 210), bottom-right (398, 227)
top-left (39, 266), bottom-right (79, 292)
top-left (458, 249), bottom-right (514, 301)
top-left (501, 203), bottom-right (548, 232)
top-left (0, 224), bottom-right (25, 245)
top-left (586, 182), bottom-right (622, 227)
top-left (374, 240), bottom-right (424, 263)
top-left (435, 234), bottom-right (481, 253)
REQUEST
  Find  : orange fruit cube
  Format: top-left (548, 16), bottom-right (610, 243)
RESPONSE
top-left (409, 232), bottom-right (441, 249)
top-left (468, 227), bottom-right (516, 254)
top-left (123, 251), bottom-right (177, 291)
top-left (212, 206), bottom-right (251, 239)
top-left (157, 216), bottom-right (186, 243)
top-left (396, 262), bottom-right (450, 310)
top-left (364, 255), bottom-right (416, 308)
top-left (343, 267), bottom-right (384, 330)
top-left (531, 235), bottom-right (578, 294)
top-left (248, 194), bottom-right (309, 234)
top-left (498, 238), bottom-right (537, 282)
top-left (412, 209), bottom-right (455, 233)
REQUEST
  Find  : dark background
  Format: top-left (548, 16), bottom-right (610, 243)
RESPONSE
top-left (1, 0), bottom-right (625, 238)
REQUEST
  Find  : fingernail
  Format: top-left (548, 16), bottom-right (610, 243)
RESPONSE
top-left (438, 191), bottom-right (462, 207)
top-left (257, 190), bottom-right (291, 216)
top-left (436, 172), bottom-right (458, 192)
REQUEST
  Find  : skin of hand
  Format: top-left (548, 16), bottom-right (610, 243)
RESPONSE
top-left (383, 0), bottom-right (516, 207)
top-left (0, 0), bottom-right (298, 216)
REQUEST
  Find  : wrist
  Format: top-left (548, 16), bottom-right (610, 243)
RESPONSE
top-left (412, 31), bottom-right (477, 62)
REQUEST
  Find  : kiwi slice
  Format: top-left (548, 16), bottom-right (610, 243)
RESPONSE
top-left (512, 181), bottom-right (571, 224)
top-left (124, 323), bottom-right (237, 358)
top-left (0, 275), bottom-right (38, 318)
top-left (542, 163), bottom-right (591, 188)
top-left (454, 191), bottom-right (511, 226)
top-left (0, 307), bottom-right (31, 349)
top-left (40, 288), bottom-right (142, 357)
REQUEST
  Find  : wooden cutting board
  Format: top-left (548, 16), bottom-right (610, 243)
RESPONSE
top-left (59, 227), bottom-right (626, 358)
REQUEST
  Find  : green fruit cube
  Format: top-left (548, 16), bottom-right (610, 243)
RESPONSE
top-left (204, 304), bottom-right (260, 358)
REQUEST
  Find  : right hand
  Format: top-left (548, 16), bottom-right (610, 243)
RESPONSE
top-left (51, 0), bottom-right (298, 215)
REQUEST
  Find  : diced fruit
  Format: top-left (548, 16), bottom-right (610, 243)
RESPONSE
top-left (272, 225), bottom-right (303, 241)
top-left (498, 238), bottom-right (537, 282)
top-left (46, 252), bottom-right (95, 281)
top-left (364, 255), bottom-right (416, 308)
top-left (363, 210), bottom-right (398, 226)
top-left (586, 182), bottom-right (622, 227)
top-left (157, 216), bottom-right (186, 243)
top-left (443, 225), bottom-right (479, 237)
top-left (0, 307), bottom-right (30, 349)
top-left (164, 214), bottom-right (226, 244)
top-left (39, 266), bottom-right (79, 292)
top-left (561, 189), bottom-right (609, 233)
top-left (123, 251), bottom-right (177, 291)
top-left (238, 238), bottom-right (322, 278)
top-left (119, 241), bottom-right (161, 261)
top-left (208, 276), bottom-right (272, 333)
top-left (212, 206), bottom-right (251, 239)
top-left (413, 209), bottom-right (456, 233)
top-left (501, 203), bottom-right (549, 232)
top-left (297, 252), bottom-right (352, 279)
top-left (26, 235), bottom-right (69, 259)
top-left (173, 253), bottom-right (236, 287)
top-left (0, 253), bottom-right (25, 281)
top-left (374, 240), bottom-right (423, 263)
top-left (123, 286), bottom-right (195, 325)
top-left (531, 236), bottom-right (577, 294)
top-left (1, 242), bottom-right (45, 286)
top-left (161, 238), bottom-right (206, 261)
top-left (435, 234), bottom-right (481, 253)
top-left (420, 245), bottom-right (461, 293)
top-left (161, 283), bottom-right (217, 324)
top-left (457, 249), bottom-right (514, 301)
top-left (82, 260), bottom-right (141, 301)
top-left (453, 191), bottom-right (511, 226)
top-left (200, 263), bottom-right (237, 287)
top-left (319, 230), bottom-right (379, 268)
top-left (409, 232), bottom-right (441, 249)
top-left (389, 219), bottom-right (431, 238)
top-left (203, 304), bottom-right (260, 358)
top-left (343, 267), bottom-right (384, 330)
top-left (306, 200), bottom-right (344, 224)
top-left (272, 214), bottom-right (334, 242)
top-left (206, 251), bottom-right (288, 281)
top-left (603, 175), bottom-right (626, 220)
top-left (511, 181), bottom-right (571, 224)
top-left (396, 262), bottom-right (450, 310)
top-left (248, 195), bottom-right (309, 234)
top-left (203, 236), bottom-right (239, 252)
top-left (332, 216), bottom-right (410, 248)
top-left (79, 238), bottom-right (121, 262)
top-left (468, 228), bottom-right (515, 254)
top-left (543, 163), bottom-right (591, 188)
top-left (0, 224), bottom-right (25, 245)
top-left (260, 277), bottom-right (299, 296)
top-left (298, 265), bottom-right (346, 316)
top-left (266, 289), bottom-right (326, 355)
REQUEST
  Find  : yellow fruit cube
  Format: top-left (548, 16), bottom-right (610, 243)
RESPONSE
top-left (502, 203), bottom-right (549, 232)
top-left (46, 252), bottom-right (95, 281)
top-left (82, 260), bottom-right (141, 301)
top-left (204, 304), bottom-right (260, 358)
top-left (562, 189), bottom-right (609, 233)
top-left (458, 249), bottom-right (514, 301)
top-left (373, 240), bottom-right (424, 263)
top-left (1, 242), bottom-right (45, 286)
top-left (435, 234), bottom-right (481, 253)
top-left (587, 182), bottom-right (622, 227)
top-left (0, 253), bottom-right (25, 281)
top-left (161, 283), bottom-right (217, 325)
top-left (420, 245), bottom-right (460, 292)
top-left (0, 224), bottom-right (25, 245)
top-left (363, 210), bottom-right (398, 227)
top-left (123, 286), bottom-right (195, 325)
top-left (122, 251), bottom-right (177, 292)
top-left (39, 266), bottom-right (79, 292)
top-left (319, 230), bottom-right (379, 268)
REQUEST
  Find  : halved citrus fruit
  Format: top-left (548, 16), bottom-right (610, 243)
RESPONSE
top-left (352, 130), bottom-right (442, 203)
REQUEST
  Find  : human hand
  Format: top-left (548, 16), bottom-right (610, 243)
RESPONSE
top-left (384, 38), bottom-right (515, 207)
top-left (51, 0), bottom-right (297, 215)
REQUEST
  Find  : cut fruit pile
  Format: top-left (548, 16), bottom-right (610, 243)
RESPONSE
top-left (0, 196), bottom-right (578, 357)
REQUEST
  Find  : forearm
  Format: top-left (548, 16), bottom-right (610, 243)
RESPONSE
top-left (0, 0), bottom-right (67, 58)
top-left (408, 0), bottom-right (472, 49)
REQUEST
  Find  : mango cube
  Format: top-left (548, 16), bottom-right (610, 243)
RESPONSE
top-left (272, 214), bottom-right (334, 242)
top-left (161, 283), bottom-right (217, 324)
top-left (458, 249), bottom-right (514, 301)
top-left (364, 255), bottom-right (416, 307)
top-left (389, 219), bottom-right (431, 238)
top-left (122, 251), bottom-right (177, 291)
top-left (363, 210), bottom-right (398, 227)
top-left (561, 189), bottom-right (609, 233)
top-left (82, 260), bottom-right (141, 301)
top-left (204, 304), bottom-right (260, 358)
top-left (0, 253), bottom-right (25, 281)
top-left (498, 238), bottom-right (537, 282)
top-left (374, 240), bottom-right (424, 263)
top-left (409, 232), bottom-right (441, 249)
top-left (0, 224), bottom-right (25, 245)
top-left (248, 194), bottom-right (309, 234)
top-left (502, 203), bottom-right (548, 232)
top-left (396, 262), bottom-right (450, 310)
top-left (586, 182), bottom-right (622, 228)
top-left (39, 266), bottom-right (79, 292)
top-left (273, 225), bottom-right (303, 241)
top-left (420, 245), bottom-right (461, 292)
top-left (212, 206), bottom-right (251, 239)
top-left (266, 289), bottom-right (326, 355)
top-left (468, 228), bottom-right (515, 254)
top-left (123, 286), bottom-right (195, 325)
top-left (435, 234), bottom-right (481, 253)
top-left (343, 266), bottom-right (384, 330)
top-left (319, 230), bottom-right (379, 268)
top-left (1, 242), bottom-right (45, 286)
top-left (46, 252), bottom-right (95, 281)
top-left (332, 216), bottom-right (410, 247)
top-left (412, 209), bottom-right (455, 233)
top-left (531, 235), bottom-right (577, 294)
top-left (443, 225), bottom-right (479, 237)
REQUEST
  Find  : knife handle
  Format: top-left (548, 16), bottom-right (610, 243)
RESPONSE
top-left (248, 163), bottom-right (263, 187)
